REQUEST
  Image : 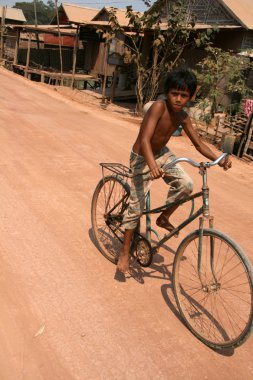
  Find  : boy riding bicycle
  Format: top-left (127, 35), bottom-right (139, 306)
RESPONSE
top-left (117, 68), bottom-right (232, 273)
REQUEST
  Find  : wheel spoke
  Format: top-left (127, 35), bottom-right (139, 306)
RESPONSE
top-left (173, 230), bottom-right (253, 348)
top-left (91, 177), bottom-right (129, 263)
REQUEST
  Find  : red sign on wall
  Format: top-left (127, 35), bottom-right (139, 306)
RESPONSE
top-left (44, 34), bottom-right (75, 47)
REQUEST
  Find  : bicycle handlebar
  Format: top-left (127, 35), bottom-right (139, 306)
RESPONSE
top-left (132, 152), bottom-right (229, 178)
top-left (162, 152), bottom-right (228, 171)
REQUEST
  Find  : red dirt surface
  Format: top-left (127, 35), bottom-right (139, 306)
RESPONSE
top-left (0, 66), bottom-right (252, 379)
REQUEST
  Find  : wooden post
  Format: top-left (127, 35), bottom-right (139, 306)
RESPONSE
top-left (71, 25), bottom-right (79, 89)
top-left (55, 0), bottom-right (63, 85)
top-left (242, 117), bottom-right (253, 157)
top-left (0, 5), bottom-right (6, 59)
top-left (25, 33), bottom-right (31, 78)
top-left (110, 65), bottom-right (119, 103)
top-left (237, 112), bottom-right (253, 157)
top-left (13, 29), bottom-right (20, 65)
top-left (33, 0), bottom-right (38, 26)
top-left (213, 115), bottom-right (220, 143)
top-left (101, 43), bottom-right (109, 105)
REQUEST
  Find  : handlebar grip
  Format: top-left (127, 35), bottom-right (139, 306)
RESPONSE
top-left (205, 153), bottom-right (229, 167)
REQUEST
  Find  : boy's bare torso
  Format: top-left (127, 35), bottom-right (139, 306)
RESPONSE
top-left (133, 100), bottom-right (187, 156)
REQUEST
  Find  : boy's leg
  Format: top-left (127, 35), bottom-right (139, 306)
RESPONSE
top-left (156, 204), bottom-right (180, 232)
top-left (117, 228), bottom-right (135, 273)
top-left (156, 150), bottom-right (193, 232)
top-left (117, 176), bottom-right (149, 272)
top-left (117, 152), bottom-right (151, 272)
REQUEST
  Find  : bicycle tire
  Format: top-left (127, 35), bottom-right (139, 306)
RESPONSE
top-left (91, 176), bottom-right (130, 264)
top-left (173, 228), bottom-right (253, 349)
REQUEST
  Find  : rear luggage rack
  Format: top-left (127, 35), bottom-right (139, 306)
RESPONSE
top-left (100, 163), bottom-right (132, 178)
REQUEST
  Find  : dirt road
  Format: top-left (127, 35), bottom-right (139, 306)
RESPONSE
top-left (0, 67), bottom-right (252, 380)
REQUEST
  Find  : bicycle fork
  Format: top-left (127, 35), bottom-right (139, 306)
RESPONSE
top-left (198, 166), bottom-right (219, 290)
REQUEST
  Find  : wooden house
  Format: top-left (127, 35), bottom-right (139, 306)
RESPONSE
top-left (3, 2), bottom-right (253, 96)
top-left (0, 5), bottom-right (26, 60)
top-left (84, 1), bottom-right (253, 100)
top-left (165, 0), bottom-right (253, 65)
top-left (0, 6), bottom-right (26, 25)
top-left (2, 4), bottom-right (102, 87)
top-left (50, 3), bottom-right (100, 25)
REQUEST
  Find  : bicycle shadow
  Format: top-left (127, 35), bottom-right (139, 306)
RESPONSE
top-left (121, 255), bottom-right (235, 357)
top-left (126, 252), bottom-right (173, 284)
top-left (88, 227), bottom-right (173, 283)
top-left (88, 227), bottom-right (121, 260)
top-left (88, 228), bottom-right (100, 251)
top-left (161, 282), bottom-right (234, 357)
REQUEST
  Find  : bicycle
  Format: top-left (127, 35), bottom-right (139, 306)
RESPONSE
top-left (91, 153), bottom-right (253, 349)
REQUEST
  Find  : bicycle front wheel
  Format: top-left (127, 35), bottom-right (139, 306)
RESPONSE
top-left (91, 176), bottom-right (130, 264)
top-left (173, 229), bottom-right (253, 349)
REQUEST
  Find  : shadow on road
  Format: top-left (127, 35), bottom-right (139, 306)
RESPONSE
top-left (125, 253), bottom-right (173, 284)
top-left (161, 283), bottom-right (234, 357)
top-left (88, 227), bottom-right (100, 251)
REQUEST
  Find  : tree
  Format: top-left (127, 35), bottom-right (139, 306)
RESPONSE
top-left (195, 45), bottom-right (253, 119)
top-left (13, 1), bottom-right (55, 25)
top-left (106, 0), bottom-right (216, 114)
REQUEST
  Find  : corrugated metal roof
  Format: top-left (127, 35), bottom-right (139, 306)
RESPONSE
top-left (160, 22), bottom-right (242, 30)
top-left (149, 1), bottom-right (253, 30)
top-left (7, 24), bottom-right (77, 36)
top-left (238, 49), bottom-right (253, 57)
top-left (92, 6), bottom-right (142, 27)
top-left (191, 23), bottom-right (242, 30)
top-left (62, 3), bottom-right (100, 24)
top-left (220, 0), bottom-right (253, 29)
top-left (0, 6), bottom-right (26, 22)
top-left (82, 21), bottom-right (109, 27)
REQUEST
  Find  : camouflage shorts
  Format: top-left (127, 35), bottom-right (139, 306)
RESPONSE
top-left (123, 146), bottom-right (193, 230)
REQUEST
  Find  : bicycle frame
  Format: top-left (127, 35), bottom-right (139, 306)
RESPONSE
top-left (100, 154), bottom-right (229, 286)
top-left (140, 164), bottom-right (217, 286)
top-left (142, 190), bottom-right (203, 249)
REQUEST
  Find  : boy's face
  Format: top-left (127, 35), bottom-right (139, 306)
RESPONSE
top-left (167, 88), bottom-right (191, 112)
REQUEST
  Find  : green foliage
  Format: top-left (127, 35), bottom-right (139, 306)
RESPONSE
top-left (107, 0), bottom-right (217, 114)
top-left (195, 45), bottom-right (253, 117)
top-left (13, 1), bottom-right (55, 25)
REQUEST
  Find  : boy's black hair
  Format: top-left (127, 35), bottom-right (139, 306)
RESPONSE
top-left (164, 68), bottom-right (197, 98)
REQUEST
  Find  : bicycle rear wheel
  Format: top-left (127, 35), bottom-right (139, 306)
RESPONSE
top-left (91, 176), bottom-right (130, 264)
top-left (173, 229), bottom-right (253, 349)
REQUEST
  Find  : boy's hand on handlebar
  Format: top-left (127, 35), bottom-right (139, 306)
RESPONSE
top-left (219, 156), bottom-right (232, 171)
top-left (150, 166), bottom-right (164, 180)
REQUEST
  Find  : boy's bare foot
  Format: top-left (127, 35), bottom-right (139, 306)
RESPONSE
top-left (156, 215), bottom-right (179, 237)
top-left (117, 251), bottom-right (129, 273)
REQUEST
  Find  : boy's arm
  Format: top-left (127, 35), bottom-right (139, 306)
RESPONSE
top-left (139, 101), bottom-right (165, 178)
top-left (182, 114), bottom-right (232, 170)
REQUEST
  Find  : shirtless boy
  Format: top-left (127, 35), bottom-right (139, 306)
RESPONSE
top-left (117, 68), bottom-right (231, 273)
